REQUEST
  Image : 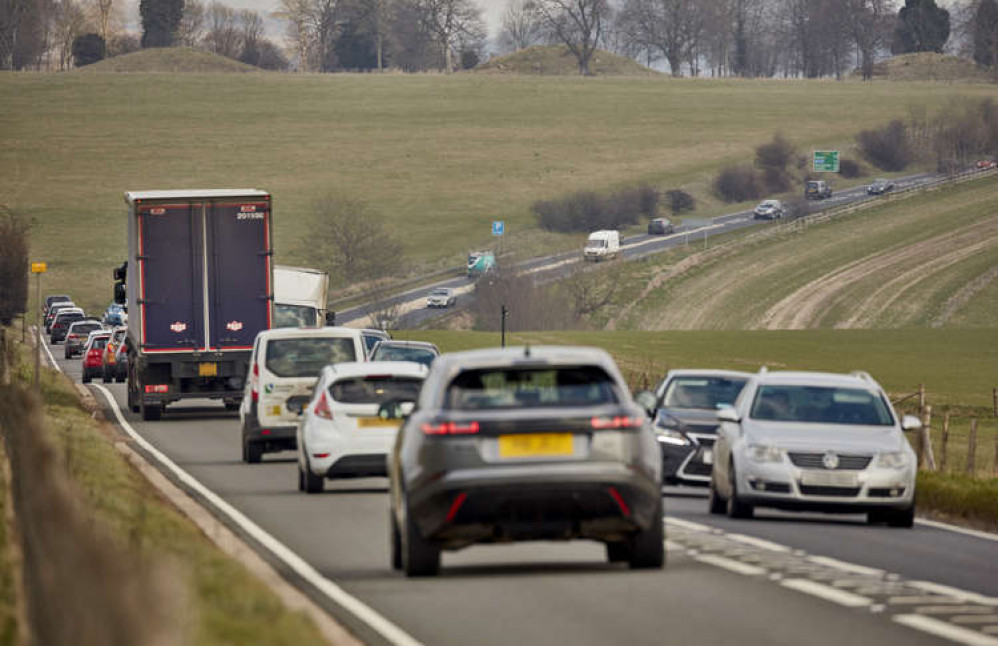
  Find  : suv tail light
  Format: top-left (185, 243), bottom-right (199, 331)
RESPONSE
top-left (422, 421), bottom-right (479, 435)
top-left (315, 391), bottom-right (333, 419)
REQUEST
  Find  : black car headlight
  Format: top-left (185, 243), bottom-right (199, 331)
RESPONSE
top-left (654, 414), bottom-right (690, 446)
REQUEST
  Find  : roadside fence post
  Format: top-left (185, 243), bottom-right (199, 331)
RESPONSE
top-left (992, 388), bottom-right (997, 417)
top-left (920, 405), bottom-right (935, 470)
top-left (917, 383), bottom-right (925, 413)
top-left (993, 434), bottom-right (998, 478)
top-left (940, 413), bottom-right (950, 472)
top-left (966, 419), bottom-right (978, 477)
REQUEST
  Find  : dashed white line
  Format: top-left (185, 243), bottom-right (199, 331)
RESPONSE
top-left (725, 533), bottom-right (791, 553)
top-left (664, 517), bottom-right (713, 532)
top-left (894, 614), bottom-right (998, 646)
top-left (806, 555), bottom-right (884, 576)
top-left (780, 579), bottom-right (874, 608)
top-left (908, 582), bottom-right (998, 607)
top-left (694, 554), bottom-right (768, 576)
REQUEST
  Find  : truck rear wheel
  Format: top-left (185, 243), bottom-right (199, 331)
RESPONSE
top-left (141, 402), bottom-right (162, 421)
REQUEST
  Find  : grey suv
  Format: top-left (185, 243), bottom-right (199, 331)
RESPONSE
top-left (388, 346), bottom-right (664, 576)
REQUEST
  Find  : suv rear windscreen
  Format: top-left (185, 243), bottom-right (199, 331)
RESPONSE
top-left (69, 322), bottom-right (102, 335)
top-left (329, 376), bottom-right (424, 404)
top-left (265, 337), bottom-right (356, 378)
top-left (446, 366), bottom-right (619, 410)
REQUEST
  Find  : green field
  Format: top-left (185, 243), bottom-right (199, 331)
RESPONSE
top-left (3, 67), bottom-right (998, 313)
top-left (599, 177), bottom-right (998, 330)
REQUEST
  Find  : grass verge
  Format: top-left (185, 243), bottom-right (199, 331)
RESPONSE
top-left (916, 471), bottom-right (998, 532)
top-left (4, 334), bottom-right (330, 645)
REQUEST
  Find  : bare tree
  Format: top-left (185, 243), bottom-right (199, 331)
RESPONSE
top-left (499, 0), bottom-right (542, 52)
top-left (203, 2), bottom-right (240, 57)
top-left (52, 0), bottom-right (87, 68)
top-left (177, 0), bottom-right (204, 46)
top-left (615, 0), bottom-right (694, 76)
top-left (309, 195), bottom-right (404, 285)
top-left (562, 263), bottom-right (621, 319)
top-left (237, 8), bottom-right (263, 63)
top-left (532, 0), bottom-right (610, 75)
top-left (409, 0), bottom-right (484, 71)
top-left (844, 0), bottom-right (891, 80)
top-left (89, 0), bottom-right (111, 45)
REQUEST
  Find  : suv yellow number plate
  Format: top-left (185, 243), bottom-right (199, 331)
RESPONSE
top-left (198, 362), bottom-right (218, 377)
top-left (499, 433), bottom-right (573, 458)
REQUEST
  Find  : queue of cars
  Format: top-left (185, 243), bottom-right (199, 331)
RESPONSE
top-left (42, 295), bottom-right (130, 384)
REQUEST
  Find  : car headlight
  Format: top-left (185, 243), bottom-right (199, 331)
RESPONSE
top-left (654, 414), bottom-right (690, 446)
top-left (876, 451), bottom-right (908, 469)
top-left (747, 445), bottom-right (783, 463)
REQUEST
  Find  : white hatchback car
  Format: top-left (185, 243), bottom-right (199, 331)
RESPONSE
top-left (297, 361), bottom-right (428, 493)
top-left (240, 327), bottom-right (367, 464)
top-left (709, 370), bottom-right (920, 527)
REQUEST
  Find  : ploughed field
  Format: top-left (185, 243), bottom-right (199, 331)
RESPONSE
top-left (3, 71), bottom-right (997, 312)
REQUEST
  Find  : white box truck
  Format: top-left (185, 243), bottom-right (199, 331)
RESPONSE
top-left (274, 265), bottom-right (332, 328)
top-left (584, 230), bottom-right (620, 261)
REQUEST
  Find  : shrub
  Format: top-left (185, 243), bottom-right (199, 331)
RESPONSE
top-left (761, 167), bottom-right (792, 193)
top-left (755, 132), bottom-right (796, 171)
top-left (531, 186), bottom-right (650, 233)
top-left (714, 165), bottom-right (763, 203)
top-left (635, 184), bottom-right (660, 219)
top-left (0, 207), bottom-right (29, 326)
top-left (839, 158), bottom-right (863, 178)
top-left (664, 190), bottom-right (696, 215)
top-left (72, 33), bottom-right (105, 66)
top-left (857, 119), bottom-right (912, 171)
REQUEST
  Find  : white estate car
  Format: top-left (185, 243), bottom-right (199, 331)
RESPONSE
top-left (297, 361), bottom-right (428, 493)
top-left (708, 369), bottom-right (920, 527)
top-left (240, 327), bottom-right (367, 464)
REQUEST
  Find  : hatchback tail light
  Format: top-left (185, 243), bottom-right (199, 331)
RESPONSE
top-left (315, 391), bottom-right (333, 419)
top-left (590, 415), bottom-right (643, 430)
top-left (421, 420), bottom-right (479, 435)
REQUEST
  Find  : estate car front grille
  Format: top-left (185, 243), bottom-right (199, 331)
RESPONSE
top-left (788, 452), bottom-right (872, 470)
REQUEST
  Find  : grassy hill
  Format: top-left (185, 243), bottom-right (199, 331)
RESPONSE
top-left (476, 45), bottom-right (659, 76)
top-left (2, 70), bottom-right (998, 313)
top-left (77, 47), bottom-right (262, 73)
top-left (865, 52), bottom-right (993, 82)
top-left (602, 176), bottom-right (998, 331)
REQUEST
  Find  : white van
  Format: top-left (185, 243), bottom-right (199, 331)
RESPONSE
top-left (240, 327), bottom-right (366, 463)
top-left (584, 230), bottom-right (621, 261)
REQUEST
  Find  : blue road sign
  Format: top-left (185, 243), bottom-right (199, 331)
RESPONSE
top-left (492, 220), bottom-right (505, 236)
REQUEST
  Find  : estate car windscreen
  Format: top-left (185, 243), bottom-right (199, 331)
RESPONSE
top-left (329, 376), bottom-right (424, 404)
top-left (265, 337), bottom-right (356, 378)
top-left (750, 385), bottom-right (894, 426)
top-left (663, 376), bottom-right (747, 410)
top-left (445, 366), bottom-right (619, 410)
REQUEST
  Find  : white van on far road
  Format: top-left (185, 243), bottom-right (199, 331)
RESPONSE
top-left (240, 327), bottom-right (367, 463)
top-left (584, 230), bottom-right (621, 261)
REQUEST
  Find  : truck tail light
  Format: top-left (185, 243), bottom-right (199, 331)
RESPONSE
top-left (421, 421), bottom-right (479, 435)
top-left (144, 385), bottom-right (168, 393)
top-left (315, 391), bottom-right (333, 420)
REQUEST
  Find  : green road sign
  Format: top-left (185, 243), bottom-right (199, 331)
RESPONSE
top-left (813, 150), bottom-right (840, 173)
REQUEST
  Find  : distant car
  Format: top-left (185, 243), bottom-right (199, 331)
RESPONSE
top-left (805, 180), bottom-right (832, 200)
top-left (43, 294), bottom-right (72, 316)
top-left (866, 178), bottom-right (895, 195)
top-left (753, 200), bottom-right (784, 220)
top-left (647, 218), bottom-right (675, 235)
top-left (975, 159), bottom-right (997, 170)
top-left (80, 331), bottom-right (111, 383)
top-left (388, 346), bottom-right (663, 576)
top-left (64, 320), bottom-right (105, 358)
top-left (638, 370), bottom-right (751, 486)
top-left (708, 369), bottom-right (920, 527)
top-left (241, 327), bottom-right (367, 464)
top-left (45, 302), bottom-right (77, 333)
top-left (297, 361), bottom-right (428, 492)
top-left (370, 340), bottom-right (440, 367)
top-left (50, 309), bottom-right (86, 344)
top-left (103, 303), bottom-right (126, 326)
top-left (102, 327), bottom-right (128, 383)
top-left (426, 288), bottom-right (457, 309)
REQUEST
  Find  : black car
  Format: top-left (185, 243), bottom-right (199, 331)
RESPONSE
top-left (44, 302), bottom-right (77, 333)
top-left (647, 218), bottom-right (675, 235)
top-left (50, 310), bottom-right (86, 343)
top-left (43, 294), bottom-right (72, 316)
top-left (866, 178), bottom-right (895, 195)
top-left (388, 346), bottom-right (664, 576)
top-left (636, 370), bottom-right (750, 486)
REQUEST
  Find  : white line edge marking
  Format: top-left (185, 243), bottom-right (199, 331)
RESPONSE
top-left (894, 614), bottom-right (998, 646)
top-left (87, 382), bottom-right (424, 646)
top-left (664, 517), bottom-right (713, 532)
top-left (908, 582), bottom-right (998, 607)
top-left (694, 554), bottom-right (767, 576)
top-left (916, 519), bottom-right (998, 543)
top-left (780, 579), bottom-right (873, 608)
top-left (725, 533), bottom-right (791, 553)
top-left (806, 555), bottom-right (884, 576)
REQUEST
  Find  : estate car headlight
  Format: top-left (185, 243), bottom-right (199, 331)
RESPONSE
top-left (876, 451), bottom-right (908, 469)
top-left (747, 445), bottom-right (783, 463)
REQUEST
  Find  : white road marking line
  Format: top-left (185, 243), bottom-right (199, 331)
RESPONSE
top-left (889, 596), bottom-right (968, 605)
top-left (725, 533), bottom-right (791, 553)
top-left (90, 384), bottom-right (423, 646)
top-left (806, 556), bottom-right (884, 576)
top-left (916, 607), bottom-right (998, 616)
top-left (663, 517), bottom-right (713, 532)
top-left (894, 614), bottom-right (998, 646)
top-left (694, 554), bottom-right (767, 576)
top-left (916, 519), bottom-right (998, 543)
top-left (951, 616), bottom-right (998, 625)
top-left (908, 583), bottom-right (998, 607)
top-left (780, 579), bottom-right (873, 608)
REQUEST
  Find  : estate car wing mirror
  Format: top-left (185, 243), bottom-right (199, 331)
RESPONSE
top-left (716, 408), bottom-right (741, 423)
top-left (633, 390), bottom-right (658, 418)
top-left (900, 415), bottom-right (922, 432)
top-left (325, 311), bottom-right (336, 326)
